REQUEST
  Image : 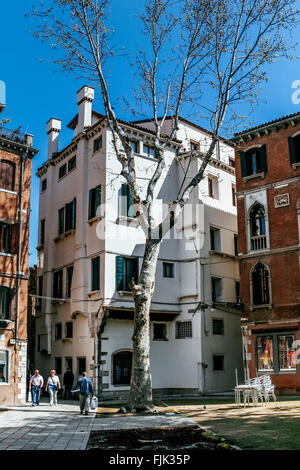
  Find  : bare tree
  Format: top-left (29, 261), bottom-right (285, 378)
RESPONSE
top-left (30, 0), bottom-right (298, 411)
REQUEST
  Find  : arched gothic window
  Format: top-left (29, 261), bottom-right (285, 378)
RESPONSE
top-left (249, 203), bottom-right (267, 251)
top-left (112, 350), bottom-right (132, 385)
top-left (252, 262), bottom-right (270, 306)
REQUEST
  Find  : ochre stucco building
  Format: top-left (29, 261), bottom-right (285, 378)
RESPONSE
top-left (0, 122), bottom-right (38, 406)
top-left (235, 112), bottom-right (300, 393)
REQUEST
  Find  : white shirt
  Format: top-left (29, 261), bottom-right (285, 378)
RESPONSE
top-left (30, 375), bottom-right (44, 387)
top-left (47, 375), bottom-right (60, 386)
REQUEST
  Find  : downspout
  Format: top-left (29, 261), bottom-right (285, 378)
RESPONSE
top-left (14, 149), bottom-right (26, 405)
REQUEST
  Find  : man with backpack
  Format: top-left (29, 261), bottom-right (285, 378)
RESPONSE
top-left (74, 371), bottom-right (94, 415)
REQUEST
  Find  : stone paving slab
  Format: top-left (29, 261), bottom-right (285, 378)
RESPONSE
top-left (0, 398), bottom-right (95, 451)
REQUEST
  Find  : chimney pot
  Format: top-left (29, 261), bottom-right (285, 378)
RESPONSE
top-left (76, 86), bottom-right (95, 135)
top-left (47, 118), bottom-right (61, 159)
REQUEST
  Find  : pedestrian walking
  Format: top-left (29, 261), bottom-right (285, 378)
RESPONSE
top-left (29, 369), bottom-right (44, 406)
top-left (73, 371), bottom-right (94, 415)
top-left (63, 367), bottom-right (74, 400)
top-left (45, 370), bottom-right (61, 406)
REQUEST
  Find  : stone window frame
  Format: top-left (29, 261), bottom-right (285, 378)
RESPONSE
top-left (111, 348), bottom-right (132, 387)
top-left (0, 348), bottom-right (10, 385)
top-left (246, 200), bottom-right (270, 254)
top-left (249, 261), bottom-right (272, 311)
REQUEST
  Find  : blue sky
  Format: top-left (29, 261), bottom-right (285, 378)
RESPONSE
top-left (1, 0), bottom-right (300, 266)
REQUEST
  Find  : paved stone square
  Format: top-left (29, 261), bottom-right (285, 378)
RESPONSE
top-left (0, 398), bottom-right (95, 450)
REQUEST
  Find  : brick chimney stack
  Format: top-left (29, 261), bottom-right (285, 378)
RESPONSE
top-left (76, 85), bottom-right (95, 135)
top-left (47, 118), bottom-right (61, 160)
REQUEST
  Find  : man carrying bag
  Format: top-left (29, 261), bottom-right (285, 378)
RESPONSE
top-left (73, 371), bottom-right (94, 415)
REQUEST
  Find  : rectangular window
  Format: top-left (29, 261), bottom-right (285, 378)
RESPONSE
top-left (40, 219), bottom-right (45, 246)
top-left (0, 223), bottom-right (11, 254)
top-left (68, 156), bottom-right (76, 172)
top-left (257, 336), bottom-right (274, 371)
top-left (0, 287), bottom-right (10, 320)
top-left (41, 179), bottom-right (47, 192)
top-left (232, 185), bottom-right (236, 207)
top-left (58, 208), bottom-right (65, 235)
top-left (240, 145), bottom-right (267, 178)
top-left (0, 350), bottom-right (9, 383)
top-left (143, 143), bottom-right (156, 158)
top-left (211, 277), bottom-right (222, 302)
top-left (94, 136), bottom-right (103, 152)
top-left (119, 184), bottom-right (134, 218)
top-left (65, 198), bottom-right (76, 232)
top-left (278, 335), bottom-right (296, 371)
top-left (210, 227), bottom-right (221, 251)
top-left (190, 140), bottom-right (200, 151)
top-left (55, 323), bottom-right (62, 340)
top-left (213, 319), bottom-right (224, 335)
top-left (91, 256), bottom-right (100, 291)
top-left (37, 276), bottom-right (43, 306)
top-left (213, 355), bottom-right (224, 371)
top-left (229, 158), bottom-right (235, 168)
top-left (208, 177), bottom-right (219, 199)
top-left (163, 262), bottom-right (174, 278)
top-left (88, 185), bottom-right (101, 220)
top-left (65, 322), bottom-right (73, 339)
top-left (55, 357), bottom-right (62, 375)
top-left (59, 163), bottom-right (67, 179)
top-left (153, 323), bottom-right (167, 341)
top-left (129, 140), bottom-right (138, 153)
top-left (0, 160), bottom-right (15, 191)
top-left (235, 281), bottom-right (240, 303)
top-left (66, 266), bottom-right (73, 298)
top-left (234, 234), bottom-right (238, 256)
top-left (78, 357), bottom-right (86, 375)
top-left (116, 256), bottom-right (139, 291)
top-left (53, 270), bottom-right (63, 299)
top-left (175, 321), bottom-right (192, 339)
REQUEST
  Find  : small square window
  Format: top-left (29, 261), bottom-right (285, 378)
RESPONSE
top-left (143, 144), bottom-right (156, 158)
top-left (190, 140), bottom-right (199, 151)
top-left (55, 323), bottom-right (62, 340)
top-left (163, 262), bottom-right (174, 278)
top-left (94, 136), bottom-right (103, 152)
top-left (213, 355), bottom-right (224, 371)
top-left (129, 140), bottom-right (138, 153)
top-left (41, 179), bottom-right (47, 192)
top-left (229, 158), bottom-right (235, 168)
top-left (65, 322), bottom-right (73, 339)
top-left (153, 323), bottom-right (167, 341)
top-left (68, 156), bottom-right (76, 172)
top-left (176, 321), bottom-right (192, 339)
top-left (59, 163), bottom-right (67, 179)
top-left (213, 319), bottom-right (224, 335)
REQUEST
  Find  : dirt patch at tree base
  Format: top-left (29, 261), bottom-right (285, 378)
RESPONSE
top-left (87, 426), bottom-right (235, 451)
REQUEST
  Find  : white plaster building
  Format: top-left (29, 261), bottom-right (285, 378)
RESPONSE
top-left (35, 86), bottom-right (243, 398)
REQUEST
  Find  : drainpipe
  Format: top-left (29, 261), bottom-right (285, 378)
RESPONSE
top-left (13, 149), bottom-right (26, 405)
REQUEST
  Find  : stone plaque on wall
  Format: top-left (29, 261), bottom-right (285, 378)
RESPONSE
top-left (274, 193), bottom-right (290, 208)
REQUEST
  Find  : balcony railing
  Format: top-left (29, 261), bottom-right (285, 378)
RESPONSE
top-left (251, 235), bottom-right (267, 251)
top-left (0, 126), bottom-right (33, 147)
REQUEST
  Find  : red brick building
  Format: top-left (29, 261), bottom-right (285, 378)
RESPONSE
top-left (0, 119), bottom-right (38, 406)
top-left (234, 112), bottom-right (300, 393)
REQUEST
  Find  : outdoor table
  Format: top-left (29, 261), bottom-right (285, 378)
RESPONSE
top-left (234, 384), bottom-right (261, 407)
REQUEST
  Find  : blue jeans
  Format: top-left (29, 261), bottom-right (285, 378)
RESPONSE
top-left (31, 385), bottom-right (41, 405)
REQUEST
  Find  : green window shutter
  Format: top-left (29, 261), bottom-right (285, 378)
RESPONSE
top-left (72, 198), bottom-right (76, 229)
top-left (91, 257), bottom-right (100, 291)
top-left (88, 188), bottom-right (94, 220)
top-left (58, 208), bottom-right (65, 235)
top-left (260, 144), bottom-right (267, 173)
top-left (119, 184), bottom-right (127, 217)
top-left (95, 185), bottom-right (101, 217)
top-left (288, 136), bottom-right (296, 164)
top-left (116, 256), bottom-right (125, 291)
top-left (240, 151), bottom-right (247, 177)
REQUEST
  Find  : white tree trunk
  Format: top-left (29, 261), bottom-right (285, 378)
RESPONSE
top-left (129, 239), bottom-right (160, 411)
